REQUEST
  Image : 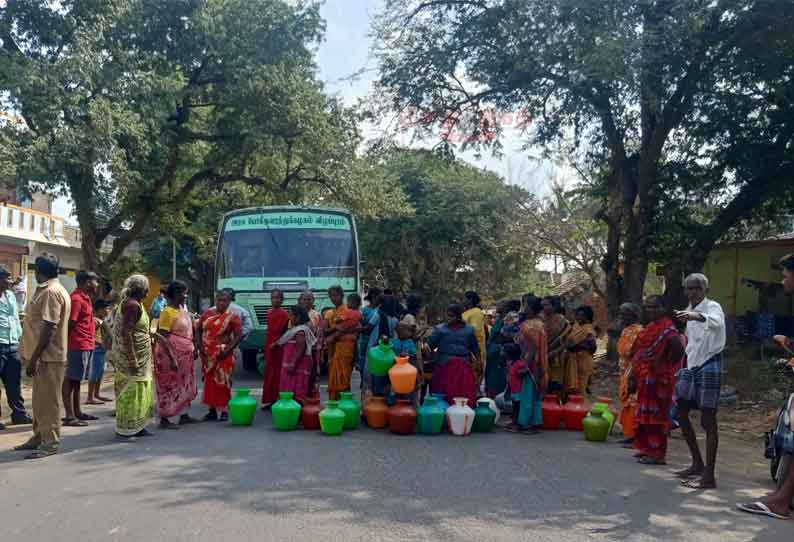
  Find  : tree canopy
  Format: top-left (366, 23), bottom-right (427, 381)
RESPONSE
top-left (359, 146), bottom-right (538, 316)
top-left (1, 0), bottom-right (357, 271)
top-left (375, 0), bottom-right (794, 313)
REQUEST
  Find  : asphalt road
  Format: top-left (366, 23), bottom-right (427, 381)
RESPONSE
top-left (0, 370), bottom-right (787, 541)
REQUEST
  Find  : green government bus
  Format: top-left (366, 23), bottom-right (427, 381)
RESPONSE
top-left (215, 206), bottom-right (361, 372)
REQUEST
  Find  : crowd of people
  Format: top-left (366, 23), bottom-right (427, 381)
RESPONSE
top-left (1, 250), bottom-right (793, 521)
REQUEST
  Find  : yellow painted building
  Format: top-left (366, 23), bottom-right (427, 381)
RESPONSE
top-left (703, 236), bottom-right (794, 336)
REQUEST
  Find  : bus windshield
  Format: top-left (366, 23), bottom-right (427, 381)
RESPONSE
top-left (218, 228), bottom-right (356, 279)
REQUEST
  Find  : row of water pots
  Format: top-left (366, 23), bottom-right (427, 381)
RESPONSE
top-left (262, 391), bottom-right (499, 436)
top-left (364, 394), bottom-right (498, 436)
top-left (225, 388), bottom-right (362, 434)
top-left (269, 391), bottom-right (361, 435)
top-left (227, 388), bottom-right (619, 441)
top-left (540, 394), bottom-right (618, 441)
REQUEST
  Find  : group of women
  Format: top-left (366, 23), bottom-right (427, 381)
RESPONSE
top-left (111, 275), bottom-right (246, 438)
top-left (617, 297), bottom-right (686, 465)
top-left (112, 274), bottom-right (682, 451)
top-left (482, 294), bottom-right (599, 433)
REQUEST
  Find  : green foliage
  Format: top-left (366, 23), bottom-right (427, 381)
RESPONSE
top-left (0, 0), bottom-right (352, 270)
top-left (359, 146), bottom-right (539, 317)
top-left (374, 0), bottom-right (794, 313)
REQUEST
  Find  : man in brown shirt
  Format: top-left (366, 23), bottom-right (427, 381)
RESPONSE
top-left (14, 253), bottom-right (71, 459)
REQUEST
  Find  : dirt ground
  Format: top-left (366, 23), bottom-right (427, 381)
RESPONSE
top-left (589, 354), bottom-right (784, 445)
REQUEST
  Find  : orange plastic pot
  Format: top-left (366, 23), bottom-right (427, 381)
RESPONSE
top-left (389, 356), bottom-right (418, 394)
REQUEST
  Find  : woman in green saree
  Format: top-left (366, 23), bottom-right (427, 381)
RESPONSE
top-left (113, 274), bottom-right (156, 439)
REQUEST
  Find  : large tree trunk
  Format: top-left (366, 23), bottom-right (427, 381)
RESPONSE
top-left (68, 172), bottom-right (101, 272)
top-left (80, 230), bottom-right (100, 272)
top-left (602, 167), bottom-right (628, 363)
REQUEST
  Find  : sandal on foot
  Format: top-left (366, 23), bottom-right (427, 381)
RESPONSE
top-left (638, 456), bottom-right (667, 465)
top-left (219, 412), bottom-right (229, 422)
top-left (736, 502), bottom-right (790, 520)
top-left (159, 419), bottom-right (180, 430)
top-left (681, 477), bottom-right (716, 490)
top-left (62, 418), bottom-right (89, 427)
top-left (77, 413), bottom-right (99, 421)
top-left (24, 449), bottom-right (57, 460)
top-left (13, 442), bottom-right (39, 451)
top-left (674, 466), bottom-right (704, 479)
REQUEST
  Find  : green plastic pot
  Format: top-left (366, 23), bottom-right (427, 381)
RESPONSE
top-left (271, 391), bottom-right (302, 431)
top-left (583, 410), bottom-right (610, 442)
top-left (229, 388), bottom-right (257, 426)
top-left (319, 400), bottom-right (346, 436)
top-left (338, 392), bottom-right (361, 430)
top-left (472, 398), bottom-right (497, 432)
top-left (367, 339), bottom-right (396, 376)
top-left (417, 396), bottom-right (445, 434)
top-left (591, 402), bottom-right (615, 434)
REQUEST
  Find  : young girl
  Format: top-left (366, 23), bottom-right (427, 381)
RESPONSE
top-left (391, 314), bottom-right (421, 405)
top-left (86, 300), bottom-right (112, 404)
top-left (504, 343), bottom-right (527, 432)
top-left (276, 305), bottom-right (318, 404)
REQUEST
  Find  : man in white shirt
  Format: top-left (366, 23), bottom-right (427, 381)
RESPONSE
top-left (674, 273), bottom-right (726, 490)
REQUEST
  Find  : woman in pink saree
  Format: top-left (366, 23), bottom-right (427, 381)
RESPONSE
top-left (154, 281), bottom-right (198, 429)
top-left (276, 305), bottom-right (318, 404)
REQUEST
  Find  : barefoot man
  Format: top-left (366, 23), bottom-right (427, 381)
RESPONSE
top-left (674, 273), bottom-right (726, 490)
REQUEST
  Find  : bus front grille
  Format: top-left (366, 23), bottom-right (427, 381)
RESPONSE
top-left (253, 306), bottom-right (269, 326)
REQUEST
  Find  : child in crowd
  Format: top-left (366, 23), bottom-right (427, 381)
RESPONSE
top-left (503, 343), bottom-right (527, 432)
top-left (86, 299), bottom-right (112, 404)
top-left (500, 311), bottom-right (521, 342)
top-left (391, 314), bottom-right (421, 405)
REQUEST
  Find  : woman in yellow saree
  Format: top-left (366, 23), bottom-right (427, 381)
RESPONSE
top-left (564, 306), bottom-right (598, 396)
top-left (617, 303), bottom-right (643, 443)
top-left (113, 275), bottom-right (156, 439)
top-left (462, 291), bottom-right (487, 388)
top-left (541, 296), bottom-right (571, 394)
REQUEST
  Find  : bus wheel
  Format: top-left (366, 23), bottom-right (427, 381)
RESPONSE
top-left (242, 349), bottom-right (260, 374)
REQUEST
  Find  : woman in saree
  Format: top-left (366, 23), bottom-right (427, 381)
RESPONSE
top-left (196, 290), bottom-right (243, 422)
top-left (262, 289), bottom-right (290, 408)
top-left (325, 286), bottom-right (362, 400)
top-left (428, 303), bottom-right (481, 407)
top-left (632, 296), bottom-right (685, 465)
top-left (112, 274), bottom-right (155, 439)
top-left (484, 299), bottom-right (520, 398)
top-left (564, 306), bottom-right (598, 396)
top-left (153, 280), bottom-right (198, 429)
top-left (507, 295), bottom-right (549, 433)
top-left (462, 291), bottom-right (487, 387)
top-left (277, 305), bottom-right (318, 403)
top-left (357, 288), bottom-right (381, 374)
top-left (541, 296), bottom-right (571, 395)
top-left (617, 303), bottom-right (643, 445)
top-left (299, 290), bottom-right (324, 395)
top-left (361, 293), bottom-right (399, 401)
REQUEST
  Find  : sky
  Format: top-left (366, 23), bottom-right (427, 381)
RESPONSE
top-left (316, 0), bottom-right (555, 192)
top-left (53, 0), bottom-right (556, 222)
